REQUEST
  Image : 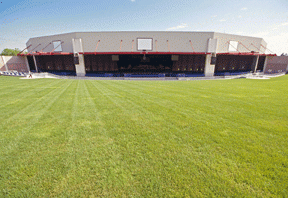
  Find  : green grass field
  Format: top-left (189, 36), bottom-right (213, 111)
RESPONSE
top-left (0, 75), bottom-right (287, 197)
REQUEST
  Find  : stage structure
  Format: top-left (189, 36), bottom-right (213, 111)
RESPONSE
top-left (18, 31), bottom-right (276, 77)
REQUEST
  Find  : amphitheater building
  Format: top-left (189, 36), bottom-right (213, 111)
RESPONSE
top-left (17, 31), bottom-right (277, 77)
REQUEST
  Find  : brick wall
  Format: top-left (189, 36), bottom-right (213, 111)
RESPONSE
top-left (0, 56), bottom-right (29, 72)
top-left (265, 56), bottom-right (288, 74)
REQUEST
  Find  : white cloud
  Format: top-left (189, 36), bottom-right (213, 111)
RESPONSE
top-left (241, 7), bottom-right (247, 10)
top-left (211, 15), bottom-right (217, 18)
top-left (219, 19), bottom-right (226, 22)
top-left (131, 0), bottom-right (135, 2)
top-left (250, 31), bottom-right (270, 38)
top-left (238, 15), bottom-right (242, 18)
top-left (166, 23), bottom-right (188, 30)
top-left (248, 31), bottom-right (288, 55)
top-left (262, 32), bottom-right (288, 55)
top-left (269, 22), bottom-right (288, 31)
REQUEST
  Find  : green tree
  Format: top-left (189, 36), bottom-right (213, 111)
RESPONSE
top-left (1, 48), bottom-right (21, 56)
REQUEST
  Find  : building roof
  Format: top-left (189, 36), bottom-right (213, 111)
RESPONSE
top-left (21, 31), bottom-right (274, 56)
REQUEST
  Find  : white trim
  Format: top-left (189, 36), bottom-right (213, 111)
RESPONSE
top-left (24, 56), bottom-right (30, 72)
top-left (52, 40), bottom-right (63, 52)
top-left (33, 55), bottom-right (38, 72)
top-left (1, 56), bottom-right (8, 71)
top-left (137, 38), bottom-right (153, 51)
top-left (228, 41), bottom-right (238, 52)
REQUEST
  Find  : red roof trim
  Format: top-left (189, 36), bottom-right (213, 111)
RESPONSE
top-left (18, 51), bottom-right (276, 56)
top-left (80, 52), bottom-right (210, 55)
top-left (217, 52), bottom-right (277, 56)
top-left (18, 52), bottom-right (73, 56)
top-left (19, 51), bottom-right (210, 56)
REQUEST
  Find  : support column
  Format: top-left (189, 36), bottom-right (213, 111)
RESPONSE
top-left (251, 55), bottom-right (259, 73)
top-left (1, 56), bottom-right (8, 71)
top-left (204, 54), bottom-right (215, 77)
top-left (24, 56), bottom-right (30, 72)
top-left (33, 55), bottom-right (38, 72)
top-left (75, 54), bottom-right (86, 77)
top-left (262, 56), bottom-right (269, 74)
top-left (72, 38), bottom-right (85, 77)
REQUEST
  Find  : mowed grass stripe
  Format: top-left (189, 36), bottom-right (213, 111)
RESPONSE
top-left (104, 80), bottom-right (253, 134)
top-left (0, 79), bottom-right (63, 116)
top-left (77, 80), bottom-right (130, 197)
top-left (26, 80), bottom-right (78, 196)
top-left (0, 79), bottom-right (67, 124)
top-left (47, 80), bottom-right (136, 197)
top-left (87, 80), bottom-right (160, 197)
top-left (98, 79), bottom-right (284, 196)
top-left (87, 81), bottom-right (262, 196)
top-left (114, 80), bottom-right (288, 151)
top-left (0, 80), bottom-right (73, 154)
top-left (0, 76), bottom-right (30, 90)
top-left (90, 81), bottom-right (219, 196)
top-left (0, 76), bottom-right (287, 197)
top-left (0, 78), bottom-right (53, 103)
top-left (0, 80), bottom-right (75, 196)
top-left (56, 80), bottom-right (102, 196)
top-left (119, 79), bottom-right (287, 131)
top-left (90, 79), bottom-right (288, 196)
top-left (0, 76), bottom-right (54, 97)
top-left (0, 79), bottom-right (72, 173)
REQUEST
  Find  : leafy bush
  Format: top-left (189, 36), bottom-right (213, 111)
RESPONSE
top-left (1, 48), bottom-right (21, 56)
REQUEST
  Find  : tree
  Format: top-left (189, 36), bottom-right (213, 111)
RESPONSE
top-left (1, 48), bottom-right (21, 56)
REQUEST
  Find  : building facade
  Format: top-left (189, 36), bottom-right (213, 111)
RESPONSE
top-left (19, 31), bottom-right (276, 77)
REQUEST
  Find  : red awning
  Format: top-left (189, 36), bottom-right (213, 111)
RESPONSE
top-left (18, 52), bottom-right (73, 56)
top-left (18, 51), bottom-right (276, 56)
top-left (216, 52), bottom-right (276, 56)
top-left (80, 52), bottom-right (210, 55)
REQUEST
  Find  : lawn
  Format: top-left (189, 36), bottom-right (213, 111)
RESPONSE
top-left (0, 75), bottom-right (287, 197)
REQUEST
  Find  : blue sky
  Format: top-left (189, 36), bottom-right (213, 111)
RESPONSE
top-left (0, 0), bottom-right (287, 55)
